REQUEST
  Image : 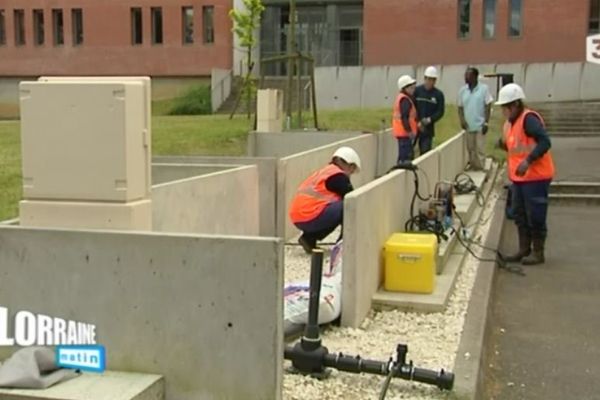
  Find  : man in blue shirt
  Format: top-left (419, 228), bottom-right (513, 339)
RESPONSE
top-left (457, 67), bottom-right (494, 170)
top-left (414, 66), bottom-right (445, 155)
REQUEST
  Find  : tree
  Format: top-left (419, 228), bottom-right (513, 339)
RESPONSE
top-left (229, 0), bottom-right (265, 119)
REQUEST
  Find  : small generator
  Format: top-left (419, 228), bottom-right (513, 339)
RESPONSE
top-left (417, 182), bottom-right (455, 240)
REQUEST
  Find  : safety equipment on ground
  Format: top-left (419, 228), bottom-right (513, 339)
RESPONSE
top-left (495, 83), bottom-right (526, 105)
top-left (522, 238), bottom-right (545, 265)
top-left (289, 164), bottom-right (344, 223)
top-left (392, 93), bottom-right (418, 138)
top-left (504, 110), bottom-right (555, 182)
top-left (332, 146), bottom-right (362, 171)
top-left (424, 66), bottom-right (439, 79)
top-left (397, 75), bottom-right (416, 90)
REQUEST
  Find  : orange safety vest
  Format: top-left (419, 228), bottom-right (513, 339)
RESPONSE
top-left (504, 109), bottom-right (555, 182)
top-left (392, 93), bottom-right (418, 138)
top-left (289, 164), bottom-right (344, 224)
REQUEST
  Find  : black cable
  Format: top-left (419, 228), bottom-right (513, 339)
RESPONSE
top-left (378, 366), bottom-right (394, 400)
top-left (454, 173), bottom-right (485, 207)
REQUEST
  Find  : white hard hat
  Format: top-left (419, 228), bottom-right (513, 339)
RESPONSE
top-left (333, 146), bottom-right (361, 172)
top-left (424, 66), bottom-right (439, 79)
top-left (495, 83), bottom-right (526, 105)
top-left (397, 75), bottom-right (416, 90)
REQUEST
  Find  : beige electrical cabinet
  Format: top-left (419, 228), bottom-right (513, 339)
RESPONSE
top-left (20, 81), bottom-right (149, 202)
top-left (256, 89), bottom-right (283, 133)
top-left (20, 199), bottom-right (152, 231)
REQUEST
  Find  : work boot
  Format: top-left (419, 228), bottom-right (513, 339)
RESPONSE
top-left (522, 238), bottom-right (545, 265)
top-left (298, 235), bottom-right (316, 254)
top-left (504, 231), bottom-right (531, 263)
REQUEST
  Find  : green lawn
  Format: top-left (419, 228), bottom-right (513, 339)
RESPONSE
top-left (0, 105), bottom-right (504, 221)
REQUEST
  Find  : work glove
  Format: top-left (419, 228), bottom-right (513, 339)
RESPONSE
top-left (516, 159), bottom-right (530, 177)
top-left (421, 117), bottom-right (432, 126)
top-left (482, 123), bottom-right (489, 135)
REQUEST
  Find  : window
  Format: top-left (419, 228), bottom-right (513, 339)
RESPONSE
top-left (14, 9), bottom-right (25, 46)
top-left (483, 0), bottom-right (496, 38)
top-left (458, 0), bottom-right (471, 38)
top-left (131, 7), bottom-right (143, 45)
top-left (203, 6), bottom-right (214, 44)
top-left (72, 9), bottom-right (83, 45)
top-left (33, 10), bottom-right (45, 46)
top-left (508, 0), bottom-right (522, 37)
top-left (151, 7), bottom-right (163, 44)
top-left (52, 9), bottom-right (64, 46)
top-left (590, 0), bottom-right (600, 33)
top-left (182, 6), bottom-right (194, 44)
top-left (0, 10), bottom-right (5, 45)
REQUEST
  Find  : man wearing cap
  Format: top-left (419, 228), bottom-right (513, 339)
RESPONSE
top-left (414, 66), bottom-right (445, 155)
top-left (496, 83), bottom-right (554, 265)
top-left (458, 67), bottom-right (494, 170)
top-left (289, 147), bottom-right (361, 253)
top-left (393, 75), bottom-right (418, 163)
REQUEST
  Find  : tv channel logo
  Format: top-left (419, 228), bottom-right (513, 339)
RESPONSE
top-left (56, 345), bottom-right (106, 373)
top-left (587, 34), bottom-right (600, 64)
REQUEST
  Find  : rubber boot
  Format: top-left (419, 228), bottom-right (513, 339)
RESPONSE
top-left (522, 238), bottom-right (545, 265)
top-left (504, 231), bottom-right (531, 262)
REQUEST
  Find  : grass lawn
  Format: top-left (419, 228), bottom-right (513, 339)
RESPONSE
top-left (0, 105), bottom-right (504, 221)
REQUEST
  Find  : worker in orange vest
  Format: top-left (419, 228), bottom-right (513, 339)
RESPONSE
top-left (496, 83), bottom-right (555, 265)
top-left (289, 147), bottom-right (361, 253)
top-left (392, 75), bottom-right (418, 163)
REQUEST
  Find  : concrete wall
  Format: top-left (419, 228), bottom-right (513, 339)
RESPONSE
top-left (152, 166), bottom-right (260, 236)
top-left (211, 68), bottom-right (232, 112)
top-left (315, 63), bottom-right (600, 110)
top-left (341, 170), bottom-right (412, 327)
top-left (152, 163), bottom-right (238, 185)
top-left (153, 156), bottom-right (277, 237)
top-left (247, 130), bottom-right (363, 158)
top-left (0, 226), bottom-right (283, 400)
top-left (341, 130), bottom-right (466, 327)
top-left (277, 134), bottom-right (379, 240)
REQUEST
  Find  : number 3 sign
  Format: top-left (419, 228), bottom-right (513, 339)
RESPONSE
top-left (587, 34), bottom-right (600, 64)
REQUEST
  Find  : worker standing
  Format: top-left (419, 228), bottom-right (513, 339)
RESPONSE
top-left (496, 83), bottom-right (554, 265)
top-left (414, 66), bottom-right (445, 155)
top-left (392, 75), bottom-right (418, 163)
top-left (289, 147), bottom-right (361, 254)
top-left (458, 67), bottom-right (494, 170)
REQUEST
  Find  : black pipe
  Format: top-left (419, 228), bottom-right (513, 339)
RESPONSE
top-left (304, 249), bottom-right (324, 341)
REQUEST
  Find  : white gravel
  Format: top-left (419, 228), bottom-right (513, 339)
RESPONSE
top-left (283, 193), bottom-right (500, 400)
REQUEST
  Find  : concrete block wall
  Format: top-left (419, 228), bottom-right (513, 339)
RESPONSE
top-left (153, 156), bottom-right (278, 237)
top-left (0, 226), bottom-right (283, 400)
top-left (277, 134), bottom-right (379, 240)
top-left (341, 130), bottom-right (467, 327)
top-left (247, 130), bottom-right (363, 158)
top-left (152, 163), bottom-right (239, 185)
top-left (315, 63), bottom-right (600, 110)
top-left (152, 166), bottom-right (260, 236)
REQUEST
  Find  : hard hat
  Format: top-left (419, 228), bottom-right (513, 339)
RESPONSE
top-left (397, 75), bottom-right (416, 90)
top-left (332, 146), bottom-right (361, 171)
top-left (424, 66), bottom-right (439, 79)
top-left (495, 83), bottom-right (526, 105)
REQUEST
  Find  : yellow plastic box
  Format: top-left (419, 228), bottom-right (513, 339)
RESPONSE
top-left (384, 233), bottom-right (437, 294)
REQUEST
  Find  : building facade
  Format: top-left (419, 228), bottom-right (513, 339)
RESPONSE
top-left (0, 0), bottom-right (596, 77)
top-left (0, 0), bottom-right (232, 76)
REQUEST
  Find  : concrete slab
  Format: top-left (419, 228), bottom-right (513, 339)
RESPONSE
top-left (550, 137), bottom-right (600, 182)
top-left (0, 371), bottom-right (164, 400)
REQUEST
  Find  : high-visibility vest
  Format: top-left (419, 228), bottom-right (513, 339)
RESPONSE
top-left (392, 93), bottom-right (418, 138)
top-left (504, 109), bottom-right (555, 182)
top-left (289, 164), bottom-right (344, 223)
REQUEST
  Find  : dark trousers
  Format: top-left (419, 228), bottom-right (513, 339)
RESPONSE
top-left (397, 137), bottom-right (413, 164)
top-left (418, 134), bottom-right (433, 155)
top-left (511, 180), bottom-right (551, 239)
top-left (294, 201), bottom-right (343, 242)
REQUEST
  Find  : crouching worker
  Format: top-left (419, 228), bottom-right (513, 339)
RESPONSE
top-left (496, 83), bottom-right (554, 265)
top-left (289, 147), bottom-right (361, 254)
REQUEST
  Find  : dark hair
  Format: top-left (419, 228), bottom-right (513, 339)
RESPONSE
top-left (466, 67), bottom-right (479, 77)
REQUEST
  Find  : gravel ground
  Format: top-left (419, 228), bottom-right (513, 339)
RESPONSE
top-left (283, 192), bottom-right (500, 400)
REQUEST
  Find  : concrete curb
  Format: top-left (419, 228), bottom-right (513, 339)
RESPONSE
top-left (452, 179), bottom-right (507, 400)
